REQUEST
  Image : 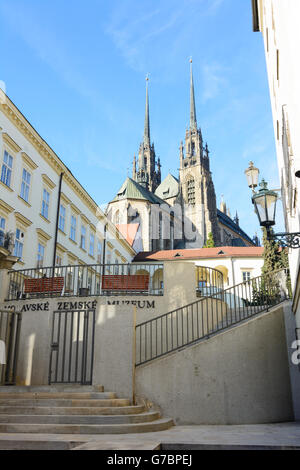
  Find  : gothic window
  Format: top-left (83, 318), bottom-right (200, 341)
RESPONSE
top-left (187, 178), bottom-right (195, 206)
top-left (114, 210), bottom-right (120, 225)
top-left (191, 142), bottom-right (195, 156)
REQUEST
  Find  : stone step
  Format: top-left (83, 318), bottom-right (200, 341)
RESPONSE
top-left (0, 398), bottom-right (131, 407)
top-left (0, 405), bottom-right (146, 416)
top-left (0, 392), bottom-right (117, 400)
top-left (0, 418), bottom-right (174, 434)
top-left (0, 385), bottom-right (104, 393)
top-left (0, 439), bottom-right (81, 450)
top-left (0, 411), bottom-right (160, 425)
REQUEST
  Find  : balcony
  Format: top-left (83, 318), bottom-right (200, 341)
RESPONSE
top-left (7, 263), bottom-right (164, 301)
top-left (196, 266), bottom-right (224, 297)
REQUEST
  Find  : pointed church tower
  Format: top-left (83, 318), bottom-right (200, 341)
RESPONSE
top-left (179, 59), bottom-right (220, 247)
top-left (134, 76), bottom-right (161, 192)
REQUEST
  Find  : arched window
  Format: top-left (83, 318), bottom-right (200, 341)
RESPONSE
top-left (191, 142), bottom-right (195, 156)
top-left (187, 178), bottom-right (195, 206)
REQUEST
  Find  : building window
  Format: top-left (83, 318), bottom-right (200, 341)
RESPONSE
top-left (106, 251), bottom-right (111, 270)
top-left (1, 151), bottom-right (13, 187)
top-left (55, 254), bottom-right (62, 266)
top-left (14, 229), bottom-right (24, 259)
top-left (37, 243), bottom-right (45, 268)
top-left (242, 271), bottom-right (251, 282)
top-left (114, 258), bottom-right (119, 274)
top-left (89, 233), bottom-right (95, 257)
top-left (70, 215), bottom-right (77, 241)
top-left (80, 225), bottom-right (86, 250)
top-left (0, 217), bottom-right (5, 246)
top-left (59, 204), bottom-right (66, 232)
top-left (20, 168), bottom-right (31, 203)
top-left (191, 142), bottom-right (195, 156)
top-left (41, 189), bottom-right (50, 219)
top-left (97, 240), bottom-right (102, 263)
top-left (187, 178), bottom-right (195, 206)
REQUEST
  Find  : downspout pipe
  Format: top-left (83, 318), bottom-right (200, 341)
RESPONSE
top-left (53, 172), bottom-right (64, 269)
top-left (102, 223), bottom-right (108, 276)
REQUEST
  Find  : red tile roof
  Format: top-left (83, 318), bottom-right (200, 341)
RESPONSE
top-left (133, 246), bottom-right (264, 261)
top-left (116, 224), bottom-right (139, 247)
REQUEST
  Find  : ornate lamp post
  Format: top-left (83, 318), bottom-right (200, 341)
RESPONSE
top-left (245, 162), bottom-right (300, 248)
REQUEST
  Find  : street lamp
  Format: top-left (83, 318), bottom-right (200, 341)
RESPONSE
top-left (252, 180), bottom-right (277, 229)
top-left (245, 162), bottom-right (300, 249)
top-left (244, 161), bottom-right (260, 193)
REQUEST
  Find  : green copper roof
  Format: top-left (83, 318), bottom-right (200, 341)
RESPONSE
top-left (112, 177), bottom-right (166, 204)
top-left (155, 173), bottom-right (179, 200)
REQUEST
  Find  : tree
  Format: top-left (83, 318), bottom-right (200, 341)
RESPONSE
top-left (252, 228), bottom-right (290, 305)
top-left (204, 232), bottom-right (215, 248)
top-left (261, 227), bottom-right (287, 274)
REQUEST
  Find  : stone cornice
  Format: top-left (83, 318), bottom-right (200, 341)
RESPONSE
top-left (14, 212), bottom-right (33, 229)
top-left (60, 192), bottom-right (71, 206)
top-left (0, 199), bottom-right (14, 215)
top-left (42, 174), bottom-right (56, 190)
top-left (21, 152), bottom-right (38, 171)
top-left (2, 132), bottom-right (21, 153)
top-left (56, 242), bottom-right (68, 254)
top-left (70, 203), bottom-right (81, 215)
top-left (36, 228), bottom-right (52, 243)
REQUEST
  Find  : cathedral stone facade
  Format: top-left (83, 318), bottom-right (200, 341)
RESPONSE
top-left (107, 63), bottom-right (255, 252)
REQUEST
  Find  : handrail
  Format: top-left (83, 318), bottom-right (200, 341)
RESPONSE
top-left (136, 268), bottom-right (291, 366)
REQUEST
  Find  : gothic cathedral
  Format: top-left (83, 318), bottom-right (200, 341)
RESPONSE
top-left (107, 62), bottom-right (255, 253)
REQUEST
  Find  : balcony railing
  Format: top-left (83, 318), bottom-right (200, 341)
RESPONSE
top-left (7, 263), bottom-right (164, 300)
top-left (196, 266), bottom-right (224, 297)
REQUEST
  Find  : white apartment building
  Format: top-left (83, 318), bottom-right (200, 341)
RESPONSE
top-left (252, 0), bottom-right (300, 330)
top-left (0, 88), bottom-right (135, 274)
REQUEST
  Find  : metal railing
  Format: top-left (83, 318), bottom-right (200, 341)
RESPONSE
top-left (136, 269), bottom-right (291, 366)
top-left (0, 308), bottom-right (22, 385)
top-left (196, 266), bottom-right (223, 297)
top-left (7, 263), bottom-right (164, 300)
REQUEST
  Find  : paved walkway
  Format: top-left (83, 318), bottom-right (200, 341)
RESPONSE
top-left (0, 422), bottom-right (299, 450)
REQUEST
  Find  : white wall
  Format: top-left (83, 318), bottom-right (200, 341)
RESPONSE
top-left (0, 93), bottom-right (134, 272)
top-left (257, 0), bottom-right (300, 328)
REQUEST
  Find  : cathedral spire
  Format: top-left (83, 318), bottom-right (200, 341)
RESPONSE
top-left (189, 59), bottom-right (197, 130)
top-left (144, 75), bottom-right (150, 146)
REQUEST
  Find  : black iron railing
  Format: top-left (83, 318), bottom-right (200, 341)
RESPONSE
top-left (136, 269), bottom-right (291, 366)
top-left (7, 263), bottom-right (164, 300)
top-left (196, 266), bottom-right (224, 297)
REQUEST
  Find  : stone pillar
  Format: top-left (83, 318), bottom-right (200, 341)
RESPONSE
top-left (0, 269), bottom-right (10, 304)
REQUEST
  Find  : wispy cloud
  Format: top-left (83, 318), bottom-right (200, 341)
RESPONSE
top-left (0, 1), bottom-right (99, 103)
top-left (105, 0), bottom-right (225, 74)
top-left (201, 63), bottom-right (228, 101)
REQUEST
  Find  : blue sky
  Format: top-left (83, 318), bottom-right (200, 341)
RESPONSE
top-left (0, 0), bottom-right (284, 240)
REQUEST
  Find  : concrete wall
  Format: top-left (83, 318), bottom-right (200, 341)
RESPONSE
top-left (1, 261), bottom-right (197, 399)
top-left (136, 303), bottom-right (294, 424)
top-left (1, 259), bottom-right (296, 424)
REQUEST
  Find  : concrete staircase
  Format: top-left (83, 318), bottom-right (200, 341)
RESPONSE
top-left (0, 385), bottom-right (173, 435)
